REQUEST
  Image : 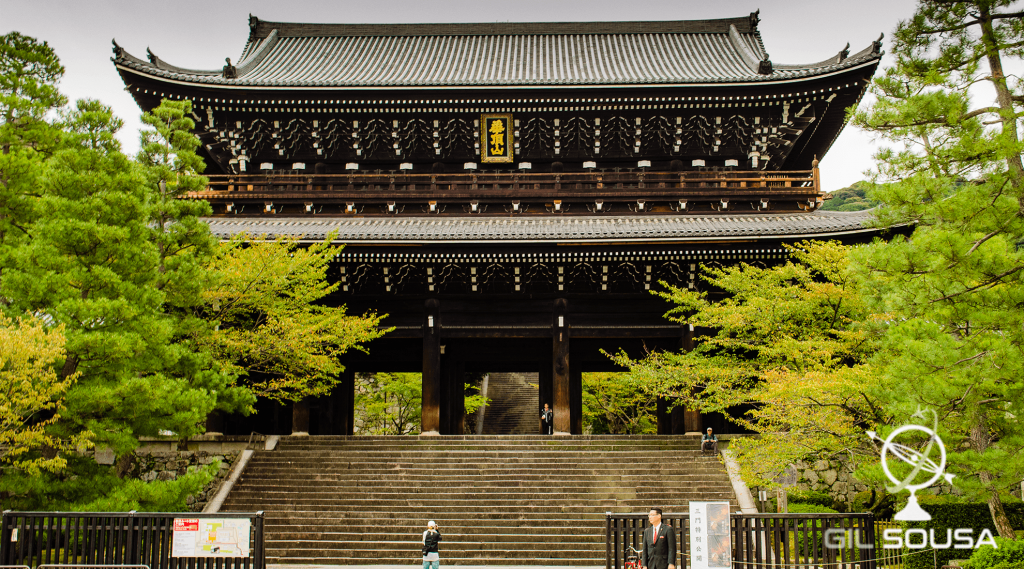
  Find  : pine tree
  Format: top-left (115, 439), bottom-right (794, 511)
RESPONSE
top-left (852, 0), bottom-right (1024, 538)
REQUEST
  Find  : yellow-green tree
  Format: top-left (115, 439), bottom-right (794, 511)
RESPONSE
top-left (582, 372), bottom-right (657, 434)
top-left (199, 233), bottom-right (387, 403)
top-left (613, 241), bottom-right (886, 487)
top-left (0, 315), bottom-right (90, 474)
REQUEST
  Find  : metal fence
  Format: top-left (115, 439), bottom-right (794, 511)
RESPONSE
top-left (607, 512), bottom-right (877, 569)
top-left (0, 512), bottom-right (264, 569)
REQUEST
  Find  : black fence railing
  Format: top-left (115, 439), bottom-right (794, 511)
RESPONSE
top-left (607, 512), bottom-right (876, 569)
top-left (0, 512), bottom-right (264, 569)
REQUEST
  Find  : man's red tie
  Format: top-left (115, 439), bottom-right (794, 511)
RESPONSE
top-left (653, 528), bottom-right (658, 543)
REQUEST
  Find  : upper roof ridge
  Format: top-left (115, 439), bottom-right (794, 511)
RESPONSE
top-left (246, 15), bottom-right (760, 39)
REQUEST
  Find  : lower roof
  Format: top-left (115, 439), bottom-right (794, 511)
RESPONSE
top-left (204, 209), bottom-right (877, 244)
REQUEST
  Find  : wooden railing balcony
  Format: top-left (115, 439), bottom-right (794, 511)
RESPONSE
top-left (190, 167), bottom-right (825, 216)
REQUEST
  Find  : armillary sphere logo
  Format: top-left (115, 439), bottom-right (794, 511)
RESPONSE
top-left (866, 407), bottom-right (955, 521)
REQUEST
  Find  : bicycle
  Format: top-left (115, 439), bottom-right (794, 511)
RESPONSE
top-left (624, 545), bottom-right (642, 569)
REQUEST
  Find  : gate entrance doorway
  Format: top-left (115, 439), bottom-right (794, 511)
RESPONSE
top-left (469, 373), bottom-right (541, 435)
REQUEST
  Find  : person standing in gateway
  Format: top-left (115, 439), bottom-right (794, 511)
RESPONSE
top-left (541, 403), bottom-right (554, 435)
top-left (422, 520), bottom-right (442, 569)
top-left (641, 508), bottom-right (676, 569)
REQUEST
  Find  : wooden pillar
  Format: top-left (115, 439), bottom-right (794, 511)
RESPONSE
top-left (682, 323), bottom-right (702, 433)
top-left (552, 298), bottom-right (571, 435)
top-left (339, 368), bottom-right (355, 435)
top-left (656, 398), bottom-right (671, 435)
top-left (291, 397), bottom-right (310, 435)
top-left (422, 299), bottom-right (441, 435)
top-left (570, 365), bottom-right (583, 435)
top-left (452, 359), bottom-right (466, 435)
top-left (205, 411), bottom-right (225, 436)
top-left (439, 345), bottom-right (465, 435)
top-left (671, 405), bottom-right (686, 434)
top-left (538, 347), bottom-right (553, 434)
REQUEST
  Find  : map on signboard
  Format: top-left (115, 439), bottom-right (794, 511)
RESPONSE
top-left (172, 518), bottom-right (251, 558)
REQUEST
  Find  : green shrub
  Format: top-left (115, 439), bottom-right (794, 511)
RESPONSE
top-left (789, 490), bottom-right (835, 508)
top-left (965, 536), bottom-right (1024, 569)
top-left (789, 502), bottom-right (840, 514)
top-left (902, 497), bottom-right (1024, 569)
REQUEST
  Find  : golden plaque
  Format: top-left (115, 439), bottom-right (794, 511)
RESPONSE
top-left (481, 113), bottom-right (513, 163)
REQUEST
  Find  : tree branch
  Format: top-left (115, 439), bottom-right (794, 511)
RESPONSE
top-left (930, 265), bottom-right (1024, 302)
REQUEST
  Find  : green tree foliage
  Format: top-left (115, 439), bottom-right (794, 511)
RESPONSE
top-left (0, 32), bottom-right (65, 254)
top-left (0, 314), bottom-right (89, 474)
top-left (582, 372), bottom-right (657, 434)
top-left (353, 373), bottom-right (488, 435)
top-left (355, 373), bottom-right (423, 435)
top-left (852, 0), bottom-right (1024, 539)
top-left (821, 181), bottom-right (879, 211)
top-left (613, 241), bottom-right (885, 486)
top-left (0, 32), bottom-right (387, 509)
top-left (200, 233), bottom-right (386, 403)
top-left (1, 97), bottom-right (218, 455)
top-left (1, 454), bottom-right (215, 511)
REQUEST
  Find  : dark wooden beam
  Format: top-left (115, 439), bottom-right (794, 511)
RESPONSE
top-left (421, 299), bottom-right (441, 435)
top-left (682, 322), bottom-right (702, 433)
top-left (291, 397), bottom-right (310, 435)
top-left (340, 368), bottom-right (355, 435)
top-left (552, 298), bottom-right (571, 435)
top-left (538, 349), bottom-right (553, 434)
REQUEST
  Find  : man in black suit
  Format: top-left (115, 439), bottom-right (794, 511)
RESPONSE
top-left (641, 508), bottom-right (676, 569)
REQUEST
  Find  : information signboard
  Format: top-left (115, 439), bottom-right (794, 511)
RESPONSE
top-left (688, 501), bottom-right (731, 569)
top-left (172, 518), bottom-right (251, 558)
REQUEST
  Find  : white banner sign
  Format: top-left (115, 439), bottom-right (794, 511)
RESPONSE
top-left (172, 518), bottom-right (251, 558)
top-left (688, 501), bottom-right (731, 569)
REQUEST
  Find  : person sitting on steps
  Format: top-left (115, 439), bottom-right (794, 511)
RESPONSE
top-left (701, 427), bottom-right (718, 454)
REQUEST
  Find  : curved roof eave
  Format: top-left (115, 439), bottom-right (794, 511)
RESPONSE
top-left (115, 57), bottom-right (879, 92)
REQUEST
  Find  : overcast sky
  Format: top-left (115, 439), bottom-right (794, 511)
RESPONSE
top-left (3, 0), bottom-right (921, 191)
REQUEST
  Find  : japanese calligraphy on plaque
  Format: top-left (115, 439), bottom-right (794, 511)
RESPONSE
top-left (481, 113), bottom-right (513, 163)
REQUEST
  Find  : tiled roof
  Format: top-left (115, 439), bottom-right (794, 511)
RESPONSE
top-left (203, 210), bottom-right (877, 243)
top-left (114, 15), bottom-right (881, 87)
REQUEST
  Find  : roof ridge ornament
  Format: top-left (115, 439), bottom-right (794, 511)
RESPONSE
top-left (748, 10), bottom-right (760, 31)
top-left (223, 57), bottom-right (237, 79)
top-left (111, 39), bottom-right (123, 59)
top-left (872, 33), bottom-right (884, 55)
top-left (758, 54), bottom-right (772, 75)
top-left (249, 14), bottom-right (260, 39)
top-left (838, 42), bottom-right (850, 62)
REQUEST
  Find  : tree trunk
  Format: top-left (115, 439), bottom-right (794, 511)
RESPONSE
top-left (971, 410), bottom-right (1016, 539)
top-left (61, 353), bottom-right (79, 380)
top-left (985, 487), bottom-right (1016, 540)
top-left (978, 5), bottom-right (1024, 198)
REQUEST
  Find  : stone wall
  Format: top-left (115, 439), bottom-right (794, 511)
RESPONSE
top-left (128, 450), bottom-right (240, 512)
top-left (779, 458), bottom-right (869, 504)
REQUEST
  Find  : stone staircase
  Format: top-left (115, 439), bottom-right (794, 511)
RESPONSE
top-left (221, 436), bottom-right (737, 566)
top-left (479, 373), bottom-right (540, 435)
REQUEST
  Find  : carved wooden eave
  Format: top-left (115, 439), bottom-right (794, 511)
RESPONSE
top-left (112, 13), bottom-right (882, 176)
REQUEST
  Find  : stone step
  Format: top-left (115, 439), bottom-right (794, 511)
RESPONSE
top-left (257, 451), bottom-right (710, 458)
top-left (241, 464), bottom-right (725, 472)
top-left (266, 555), bottom-right (607, 565)
top-left (226, 489), bottom-right (733, 500)
top-left (224, 498), bottom-right (737, 510)
top-left (269, 544), bottom-right (606, 558)
top-left (222, 436), bottom-right (735, 567)
top-left (268, 532), bottom-right (606, 543)
top-left (228, 484), bottom-right (733, 493)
